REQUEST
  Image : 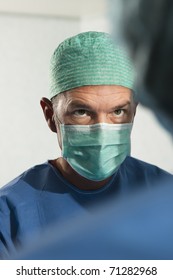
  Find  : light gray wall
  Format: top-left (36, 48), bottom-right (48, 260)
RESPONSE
top-left (0, 14), bottom-right (80, 186)
top-left (131, 105), bottom-right (173, 173)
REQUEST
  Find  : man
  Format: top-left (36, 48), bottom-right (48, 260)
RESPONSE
top-left (0, 31), bottom-right (171, 259)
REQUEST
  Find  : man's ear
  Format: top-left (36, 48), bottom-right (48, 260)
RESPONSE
top-left (40, 97), bottom-right (57, 133)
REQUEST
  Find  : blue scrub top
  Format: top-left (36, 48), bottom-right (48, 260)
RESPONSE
top-left (17, 177), bottom-right (173, 260)
top-left (0, 156), bottom-right (172, 259)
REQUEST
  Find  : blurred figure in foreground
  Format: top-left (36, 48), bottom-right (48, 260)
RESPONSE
top-left (11, 0), bottom-right (173, 259)
top-left (110, 0), bottom-right (173, 134)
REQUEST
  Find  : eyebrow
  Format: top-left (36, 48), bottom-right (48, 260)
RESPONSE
top-left (67, 101), bottom-right (93, 110)
top-left (111, 101), bottom-right (131, 110)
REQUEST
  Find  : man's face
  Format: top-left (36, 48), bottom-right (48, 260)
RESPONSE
top-left (53, 85), bottom-right (137, 147)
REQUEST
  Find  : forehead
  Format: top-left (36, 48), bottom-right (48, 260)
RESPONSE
top-left (63, 85), bottom-right (133, 104)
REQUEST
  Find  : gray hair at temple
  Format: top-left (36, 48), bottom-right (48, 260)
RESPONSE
top-left (109, 0), bottom-right (173, 134)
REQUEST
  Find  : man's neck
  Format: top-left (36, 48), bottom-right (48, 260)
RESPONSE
top-left (51, 157), bottom-right (111, 191)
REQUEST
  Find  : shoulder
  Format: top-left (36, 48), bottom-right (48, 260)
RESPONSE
top-left (118, 156), bottom-right (173, 189)
top-left (124, 156), bottom-right (171, 175)
top-left (0, 162), bottom-right (57, 206)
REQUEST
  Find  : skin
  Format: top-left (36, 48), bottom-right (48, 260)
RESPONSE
top-left (40, 85), bottom-right (137, 190)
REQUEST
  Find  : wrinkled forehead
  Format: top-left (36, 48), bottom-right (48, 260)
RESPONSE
top-left (52, 85), bottom-right (136, 111)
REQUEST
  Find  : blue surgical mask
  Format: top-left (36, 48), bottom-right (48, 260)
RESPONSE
top-left (60, 123), bottom-right (132, 181)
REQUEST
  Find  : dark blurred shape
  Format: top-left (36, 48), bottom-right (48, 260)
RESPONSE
top-left (110, 0), bottom-right (173, 133)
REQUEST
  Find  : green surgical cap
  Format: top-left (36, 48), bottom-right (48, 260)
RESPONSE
top-left (50, 31), bottom-right (135, 98)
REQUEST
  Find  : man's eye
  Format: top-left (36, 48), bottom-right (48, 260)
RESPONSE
top-left (114, 109), bottom-right (124, 116)
top-left (73, 109), bottom-right (88, 117)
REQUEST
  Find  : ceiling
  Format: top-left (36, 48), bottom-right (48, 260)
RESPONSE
top-left (0, 0), bottom-right (106, 18)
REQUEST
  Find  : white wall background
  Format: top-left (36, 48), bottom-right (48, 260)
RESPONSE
top-left (0, 1), bottom-right (172, 186)
top-left (0, 14), bottom-right (80, 186)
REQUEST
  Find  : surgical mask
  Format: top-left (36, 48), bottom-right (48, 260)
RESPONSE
top-left (60, 123), bottom-right (132, 181)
